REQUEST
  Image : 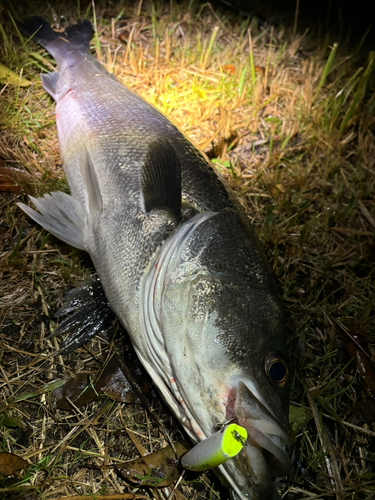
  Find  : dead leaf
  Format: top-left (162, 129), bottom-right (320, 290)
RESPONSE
top-left (54, 356), bottom-right (147, 409)
top-left (254, 66), bottom-right (265, 75)
top-left (115, 441), bottom-right (190, 487)
top-left (205, 132), bottom-right (238, 159)
top-left (223, 64), bottom-right (235, 75)
top-left (54, 372), bottom-right (95, 409)
top-left (95, 357), bottom-right (141, 403)
top-left (126, 428), bottom-right (148, 457)
top-left (0, 63), bottom-right (32, 87)
top-left (0, 166), bottom-right (39, 194)
top-left (267, 183), bottom-right (279, 199)
top-left (119, 32), bottom-right (130, 43)
top-left (0, 452), bottom-right (27, 475)
top-left (1, 415), bottom-right (21, 428)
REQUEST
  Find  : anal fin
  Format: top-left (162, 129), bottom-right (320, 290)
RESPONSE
top-left (17, 191), bottom-right (87, 250)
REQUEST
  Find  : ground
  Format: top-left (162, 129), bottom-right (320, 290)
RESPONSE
top-left (0, 1), bottom-right (374, 500)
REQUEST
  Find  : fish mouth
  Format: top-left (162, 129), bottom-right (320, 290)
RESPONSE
top-left (221, 380), bottom-right (293, 499)
top-left (235, 380), bottom-right (292, 478)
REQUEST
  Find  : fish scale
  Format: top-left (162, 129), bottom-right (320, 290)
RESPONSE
top-left (54, 56), bottom-right (231, 213)
top-left (17, 16), bottom-right (293, 500)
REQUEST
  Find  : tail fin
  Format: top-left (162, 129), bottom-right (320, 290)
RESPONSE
top-left (17, 17), bottom-right (58, 49)
top-left (17, 17), bottom-right (92, 62)
top-left (64, 21), bottom-right (93, 49)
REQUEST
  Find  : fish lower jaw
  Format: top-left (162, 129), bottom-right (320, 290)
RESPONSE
top-left (224, 381), bottom-right (292, 481)
top-left (219, 444), bottom-right (279, 500)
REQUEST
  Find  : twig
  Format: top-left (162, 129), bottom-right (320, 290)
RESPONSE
top-left (305, 380), bottom-right (344, 499)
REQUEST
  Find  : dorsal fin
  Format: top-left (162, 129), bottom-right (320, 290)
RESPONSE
top-left (80, 147), bottom-right (103, 217)
top-left (141, 138), bottom-right (181, 217)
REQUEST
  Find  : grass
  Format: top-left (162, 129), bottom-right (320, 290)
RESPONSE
top-left (0, 1), bottom-right (374, 499)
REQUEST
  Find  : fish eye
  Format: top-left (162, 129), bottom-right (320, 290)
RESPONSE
top-left (265, 351), bottom-right (289, 386)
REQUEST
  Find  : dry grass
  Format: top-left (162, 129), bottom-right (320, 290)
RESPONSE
top-left (0, 1), bottom-right (374, 499)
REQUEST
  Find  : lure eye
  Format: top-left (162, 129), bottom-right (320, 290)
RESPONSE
top-left (265, 351), bottom-right (289, 386)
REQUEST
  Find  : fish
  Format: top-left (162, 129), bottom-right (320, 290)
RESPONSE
top-left (17, 17), bottom-right (293, 500)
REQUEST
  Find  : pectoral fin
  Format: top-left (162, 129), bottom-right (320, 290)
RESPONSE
top-left (17, 191), bottom-right (87, 250)
top-left (80, 147), bottom-right (103, 217)
top-left (141, 138), bottom-right (181, 217)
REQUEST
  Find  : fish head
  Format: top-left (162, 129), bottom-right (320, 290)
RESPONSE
top-left (158, 208), bottom-right (293, 499)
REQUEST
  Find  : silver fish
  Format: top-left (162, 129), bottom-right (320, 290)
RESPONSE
top-left (18, 17), bottom-right (293, 500)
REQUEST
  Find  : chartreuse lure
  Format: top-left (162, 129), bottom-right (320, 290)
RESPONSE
top-left (181, 424), bottom-right (248, 471)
